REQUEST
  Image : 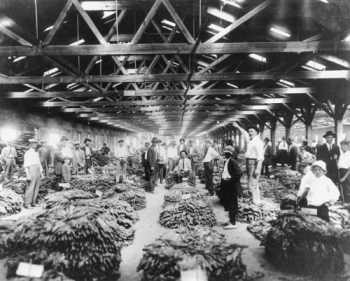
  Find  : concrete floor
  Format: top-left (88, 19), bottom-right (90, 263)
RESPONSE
top-left (0, 179), bottom-right (349, 280)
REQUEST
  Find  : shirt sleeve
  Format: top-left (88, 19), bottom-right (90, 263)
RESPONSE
top-left (242, 130), bottom-right (250, 143)
top-left (211, 147), bottom-right (219, 159)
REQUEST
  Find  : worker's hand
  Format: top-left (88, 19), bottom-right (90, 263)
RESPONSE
top-left (253, 169), bottom-right (260, 178)
top-left (340, 177), bottom-right (346, 183)
top-left (26, 175), bottom-right (32, 181)
top-left (41, 175), bottom-right (45, 180)
top-left (334, 154), bottom-right (338, 160)
top-left (151, 167), bottom-right (154, 171)
top-left (232, 122), bottom-right (239, 128)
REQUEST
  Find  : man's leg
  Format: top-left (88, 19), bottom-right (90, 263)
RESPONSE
top-left (169, 158), bottom-right (174, 171)
top-left (247, 160), bottom-right (261, 204)
top-left (32, 167), bottom-right (41, 205)
top-left (4, 158), bottom-right (13, 179)
top-left (159, 164), bottom-right (164, 183)
top-left (204, 163), bottom-right (214, 194)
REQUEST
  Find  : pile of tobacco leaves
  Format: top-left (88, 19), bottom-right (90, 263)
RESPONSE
top-left (165, 171), bottom-right (196, 190)
top-left (0, 189), bottom-right (23, 217)
top-left (163, 185), bottom-right (207, 207)
top-left (264, 211), bottom-right (345, 277)
top-left (0, 198), bottom-right (138, 281)
top-left (137, 226), bottom-right (249, 281)
top-left (236, 198), bottom-right (278, 224)
top-left (91, 152), bottom-right (109, 167)
top-left (70, 175), bottom-right (116, 193)
top-left (42, 189), bottom-right (97, 209)
top-left (247, 219), bottom-right (273, 242)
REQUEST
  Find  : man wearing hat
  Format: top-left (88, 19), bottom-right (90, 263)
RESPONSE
top-left (62, 156), bottom-right (72, 183)
top-left (146, 137), bottom-right (162, 192)
top-left (232, 122), bottom-right (264, 204)
top-left (71, 141), bottom-right (85, 175)
top-left (115, 140), bottom-right (129, 183)
top-left (38, 140), bottom-right (49, 177)
top-left (296, 159), bottom-right (315, 206)
top-left (158, 142), bottom-right (168, 183)
top-left (338, 140), bottom-right (350, 203)
top-left (141, 142), bottom-right (151, 181)
top-left (54, 142), bottom-right (65, 188)
top-left (301, 139), bottom-right (315, 155)
top-left (203, 138), bottom-right (220, 196)
top-left (0, 141), bottom-right (17, 180)
top-left (277, 136), bottom-right (288, 167)
top-left (100, 143), bottom-right (110, 156)
top-left (221, 146), bottom-right (243, 230)
top-left (316, 131), bottom-right (340, 184)
top-left (188, 139), bottom-right (199, 172)
top-left (261, 137), bottom-right (272, 176)
top-left (299, 160), bottom-right (340, 222)
top-left (82, 138), bottom-right (93, 174)
top-left (287, 137), bottom-right (299, 171)
top-left (60, 136), bottom-right (73, 160)
top-left (177, 138), bottom-right (187, 158)
top-left (23, 139), bottom-right (44, 208)
top-left (167, 141), bottom-right (178, 172)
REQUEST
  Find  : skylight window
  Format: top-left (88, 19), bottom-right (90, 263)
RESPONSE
top-left (208, 24), bottom-right (225, 32)
top-left (207, 7), bottom-right (235, 23)
top-left (270, 27), bottom-right (290, 37)
top-left (215, 97), bottom-right (221, 100)
top-left (344, 35), bottom-right (350, 41)
top-left (102, 12), bottom-right (115, 19)
top-left (279, 79), bottom-right (294, 87)
top-left (95, 59), bottom-right (102, 64)
top-left (222, 0), bottom-right (241, 8)
top-left (70, 39), bottom-right (85, 46)
top-left (161, 20), bottom-right (176, 27)
top-left (301, 66), bottom-right (315, 71)
top-left (13, 56), bottom-right (25, 62)
top-left (227, 83), bottom-right (238, 88)
top-left (305, 61), bottom-right (326, 70)
top-left (161, 25), bottom-right (180, 33)
top-left (249, 54), bottom-right (266, 63)
top-left (44, 68), bottom-right (59, 76)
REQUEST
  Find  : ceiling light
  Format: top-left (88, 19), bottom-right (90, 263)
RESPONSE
top-left (227, 83), bottom-right (238, 88)
top-left (69, 39), bottom-right (85, 46)
top-left (249, 54), bottom-right (266, 63)
top-left (215, 97), bottom-right (221, 100)
top-left (95, 59), bottom-right (102, 64)
top-left (112, 83), bottom-right (122, 88)
top-left (24, 89), bottom-right (33, 93)
top-left (270, 27), bottom-right (291, 38)
top-left (279, 79), bottom-right (294, 87)
top-left (217, 121), bottom-right (220, 124)
top-left (222, 0), bottom-right (241, 8)
top-left (208, 24), bottom-right (225, 32)
top-left (44, 68), bottom-right (59, 76)
top-left (344, 35), bottom-right (350, 41)
top-left (102, 11), bottom-right (115, 19)
top-left (161, 25), bottom-right (180, 33)
top-left (301, 65), bottom-right (315, 71)
top-left (13, 56), bottom-right (25, 62)
top-left (207, 7), bottom-right (235, 23)
top-left (93, 97), bottom-right (103, 102)
top-left (306, 61), bottom-right (326, 70)
top-left (161, 19), bottom-right (175, 27)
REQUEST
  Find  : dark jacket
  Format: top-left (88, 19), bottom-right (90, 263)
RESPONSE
top-left (316, 143), bottom-right (340, 183)
top-left (263, 144), bottom-right (273, 165)
top-left (82, 145), bottom-right (93, 158)
top-left (303, 145), bottom-right (315, 155)
top-left (146, 146), bottom-right (158, 173)
top-left (53, 151), bottom-right (64, 175)
top-left (101, 146), bottom-right (110, 156)
top-left (224, 157), bottom-right (243, 195)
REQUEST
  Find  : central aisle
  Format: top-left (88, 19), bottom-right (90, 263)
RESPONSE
top-left (118, 179), bottom-right (299, 281)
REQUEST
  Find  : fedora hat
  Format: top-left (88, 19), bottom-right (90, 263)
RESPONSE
top-left (223, 146), bottom-right (235, 155)
top-left (264, 137), bottom-right (270, 141)
top-left (311, 160), bottom-right (327, 173)
top-left (323, 131), bottom-right (336, 138)
top-left (84, 138), bottom-right (91, 143)
top-left (246, 125), bottom-right (259, 134)
top-left (151, 137), bottom-right (162, 143)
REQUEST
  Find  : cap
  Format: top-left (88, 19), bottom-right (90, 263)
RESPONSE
top-left (223, 146), bottom-right (235, 155)
top-left (151, 137), bottom-right (162, 143)
top-left (118, 140), bottom-right (124, 143)
top-left (204, 138), bottom-right (213, 144)
top-left (180, 138), bottom-right (185, 142)
top-left (264, 137), bottom-right (270, 141)
top-left (74, 141), bottom-right (80, 145)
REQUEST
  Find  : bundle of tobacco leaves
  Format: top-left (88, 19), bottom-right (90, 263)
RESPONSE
top-left (159, 199), bottom-right (216, 228)
top-left (165, 170), bottom-right (196, 190)
top-left (0, 198), bottom-right (138, 280)
top-left (270, 167), bottom-right (301, 190)
top-left (264, 211), bottom-right (344, 277)
top-left (2, 179), bottom-right (26, 194)
top-left (40, 175), bottom-right (60, 191)
top-left (260, 178), bottom-right (297, 203)
top-left (328, 204), bottom-right (350, 229)
top-left (70, 174), bottom-right (116, 193)
top-left (135, 176), bottom-right (153, 193)
top-left (0, 189), bottom-right (23, 217)
top-left (237, 198), bottom-right (278, 224)
top-left (247, 219), bottom-right (273, 242)
top-left (163, 186), bottom-right (207, 207)
top-left (137, 226), bottom-right (248, 281)
top-left (280, 194), bottom-right (297, 210)
top-left (91, 152), bottom-right (109, 167)
top-left (42, 189), bottom-right (97, 209)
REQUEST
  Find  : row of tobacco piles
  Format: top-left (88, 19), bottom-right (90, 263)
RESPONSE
top-left (0, 150), bottom-right (151, 280)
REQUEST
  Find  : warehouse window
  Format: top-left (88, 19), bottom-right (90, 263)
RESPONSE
top-left (1, 128), bottom-right (17, 142)
top-left (49, 133), bottom-right (61, 147)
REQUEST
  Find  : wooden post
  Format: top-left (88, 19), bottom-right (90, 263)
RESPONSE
top-left (300, 103), bottom-right (317, 141)
top-left (269, 118), bottom-right (278, 154)
top-left (282, 111), bottom-right (294, 139)
top-left (334, 92), bottom-right (349, 144)
top-left (258, 120), bottom-right (265, 141)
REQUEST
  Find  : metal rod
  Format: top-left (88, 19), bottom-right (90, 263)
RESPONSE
top-left (34, 0), bottom-right (38, 39)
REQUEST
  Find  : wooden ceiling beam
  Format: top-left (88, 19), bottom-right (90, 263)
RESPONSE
top-left (2, 71), bottom-right (349, 84)
top-left (2, 41), bottom-right (350, 56)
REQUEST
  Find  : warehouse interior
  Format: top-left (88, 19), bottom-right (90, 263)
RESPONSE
top-left (0, 0), bottom-right (350, 280)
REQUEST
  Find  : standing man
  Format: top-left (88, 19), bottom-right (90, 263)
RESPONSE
top-left (115, 140), bottom-right (129, 183)
top-left (177, 138), bottom-right (187, 157)
top-left (301, 139), bottom-right (315, 155)
top-left (141, 142), bottom-right (151, 181)
top-left (167, 141), bottom-right (178, 171)
top-left (287, 138), bottom-right (299, 171)
top-left (23, 139), bottom-right (44, 208)
top-left (61, 136), bottom-right (73, 159)
top-left (100, 143), bottom-right (110, 156)
top-left (82, 138), bottom-right (93, 174)
top-left (54, 142), bottom-right (65, 187)
top-left (261, 137), bottom-right (272, 176)
top-left (1, 141), bottom-right (17, 180)
top-left (38, 140), bottom-right (49, 177)
top-left (72, 141), bottom-right (85, 175)
top-left (158, 142), bottom-right (168, 184)
top-left (316, 131), bottom-right (340, 185)
top-left (188, 139), bottom-right (199, 172)
top-left (202, 139), bottom-right (220, 196)
top-left (278, 137), bottom-right (288, 166)
top-left (146, 137), bottom-right (162, 192)
top-left (232, 122), bottom-right (264, 204)
top-left (338, 139), bottom-right (350, 203)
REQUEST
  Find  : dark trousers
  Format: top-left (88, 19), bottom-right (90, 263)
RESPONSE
top-left (278, 150), bottom-right (287, 166)
top-left (41, 160), bottom-right (49, 177)
top-left (144, 166), bottom-right (149, 181)
top-left (204, 162), bottom-right (214, 193)
top-left (84, 158), bottom-right (92, 174)
top-left (229, 212), bottom-right (236, 224)
top-left (261, 161), bottom-right (269, 176)
top-left (339, 169), bottom-right (350, 203)
top-left (298, 198), bottom-right (330, 222)
top-left (158, 164), bottom-right (164, 182)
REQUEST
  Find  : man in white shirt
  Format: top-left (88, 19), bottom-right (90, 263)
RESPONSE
top-left (188, 139), bottom-right (199, 172)
top-left (1, 141), bottom-right (17, 180)
top-left (338, 139), bottom-right (350, 203)
top-left (23, 139), bottom-right (44, 209)
top-left (167, 141), bottom-right (178, 171)
top-left (278, 136), bottom-right (288, 167)
top-left (61, 136), bottom-right (73, 160)
top-left (83, 138), bottom-right (93, 174)
top-left (141, 142), bottom-right (151, 181)
top-left (158, 142), bottom-right (168, 183)
top-left (177, 139), bottom-right (187, 157)
top-left (203, 139), bottom-right (220, 196)
top-left (115, 140), bottom-right (129, 183)
top-left (297, 159), bottom-right (315, 205)
top-left (232, 122), bottom-right (264, 204)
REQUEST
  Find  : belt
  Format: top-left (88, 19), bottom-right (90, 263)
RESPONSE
top-left (246, 158), bottom-right (257, 161)
top-left (339, 168), bottom-right (349, 170)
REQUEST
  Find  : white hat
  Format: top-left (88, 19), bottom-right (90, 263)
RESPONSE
top-left (311, 160), bottom-right (327, 173)
top-left (204, 138), bottom-right (213, 144)
top-left (74, 141), bottom-right (80, 145)
top-left (28, 139), bottom-right (39, 143)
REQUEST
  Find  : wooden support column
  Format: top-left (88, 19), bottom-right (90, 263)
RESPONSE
top-left (334, 92), bottom-right (349, 144)
top-left (300, 104), bottom-right (317, 140)
top-left (258, 121), bottom-right (265, 141)
top-left (282, 111), bottom-right (294, 139)
top-left (269, 118), bottom-right (278, 154)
